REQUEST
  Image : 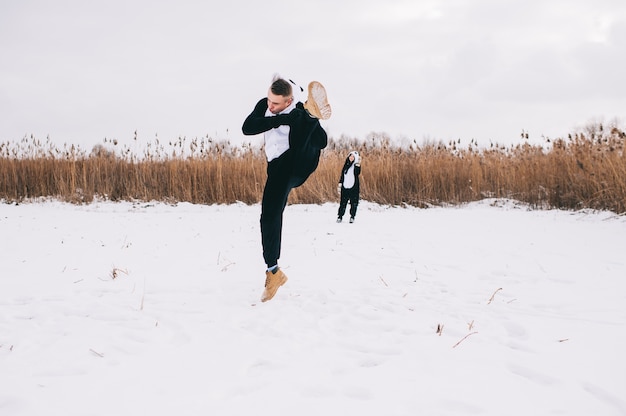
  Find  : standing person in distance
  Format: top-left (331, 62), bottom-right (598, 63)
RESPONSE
top-left (242, 75), bottom-right (331, 302)
top-left (337, 150), bottom-right (361, 223)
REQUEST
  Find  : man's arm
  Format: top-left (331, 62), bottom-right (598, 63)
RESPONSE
top-left (242, 98), bottom-right (291, 135)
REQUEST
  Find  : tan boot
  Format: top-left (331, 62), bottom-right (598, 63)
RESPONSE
top-left (303, 81), bottom-right (332, 120)
top-left (261, 268), bottom-right (288, 302)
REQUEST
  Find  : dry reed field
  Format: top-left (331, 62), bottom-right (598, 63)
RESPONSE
top-left (1, 122), bottom-right (625, 213)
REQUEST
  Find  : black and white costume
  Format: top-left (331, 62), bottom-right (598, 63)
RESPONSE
top-left (337, 151), bottom-right (361, 222)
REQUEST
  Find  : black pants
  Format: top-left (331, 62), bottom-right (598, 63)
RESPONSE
top-left (338, 186), bottom-right (359, 219)
top-left (260, 150), bottom-right (307, 268)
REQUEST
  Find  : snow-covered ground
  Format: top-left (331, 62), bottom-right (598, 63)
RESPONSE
top-left (1, 199), bottom-right (625, 415)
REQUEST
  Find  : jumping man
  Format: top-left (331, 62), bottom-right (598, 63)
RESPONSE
top-left (242, 75), bottom-right (331, 302)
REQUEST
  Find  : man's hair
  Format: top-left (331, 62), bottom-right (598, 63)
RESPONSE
top-left (270, 78), bottom-right (293, 98)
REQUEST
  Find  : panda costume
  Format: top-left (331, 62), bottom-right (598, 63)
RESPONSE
top-left (337, 150), bottom-right (361, 223)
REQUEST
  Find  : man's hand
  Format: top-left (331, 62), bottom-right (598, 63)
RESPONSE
top-left (270, 113), bottom-right (292, 128)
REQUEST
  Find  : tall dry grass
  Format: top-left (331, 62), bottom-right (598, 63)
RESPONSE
top-left (1, 123), bottom-right (625, 213)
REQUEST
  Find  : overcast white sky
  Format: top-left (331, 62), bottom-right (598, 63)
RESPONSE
top-left (1, 0), bottom-right (625, 150)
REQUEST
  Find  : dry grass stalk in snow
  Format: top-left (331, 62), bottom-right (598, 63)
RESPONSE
top-left (452, 331), bottom-right (478, 348)
top-left (487, 288), bottom-right (503, 304)
top-left (110, 267), bottom-right (128, 280)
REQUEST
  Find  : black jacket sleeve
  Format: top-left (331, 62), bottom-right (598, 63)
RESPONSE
top-left (242, 98), bottom-right (291, 135)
